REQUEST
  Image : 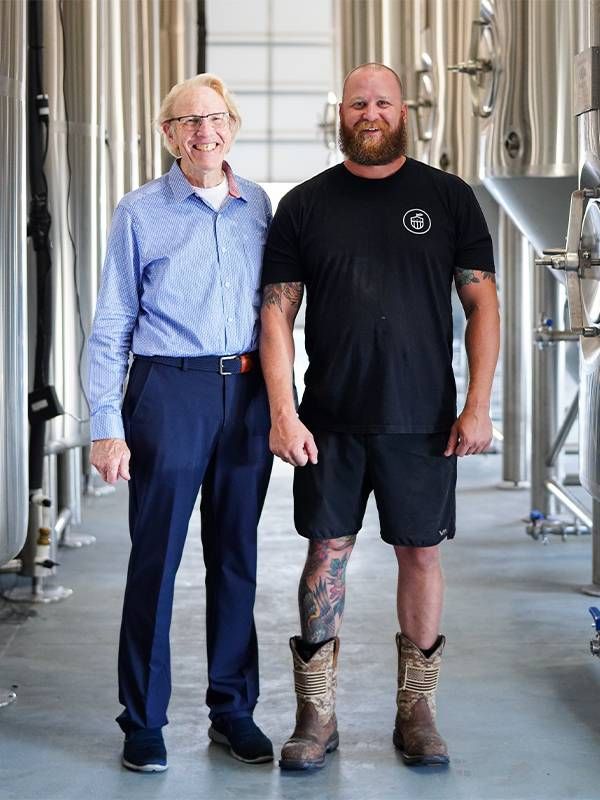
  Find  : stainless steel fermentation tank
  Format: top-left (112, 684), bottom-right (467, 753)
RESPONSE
top-left (417, 1), bottom-right (532, 483)
top-left (576, 2), bottom-right (600, 514)
top-left (449, 0), bottom-right (581, 522)
top-left (475, 0), bottom-right (580, 255)
top-left (537, 0), bottom-right (600, 587)
top-left (5, 0), bottom-right (199, 595)
top-left (0, 0), bottom-right (28, 568)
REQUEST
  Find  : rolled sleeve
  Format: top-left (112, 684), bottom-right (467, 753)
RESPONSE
top-left (88, 203), bottom-right (141, 441)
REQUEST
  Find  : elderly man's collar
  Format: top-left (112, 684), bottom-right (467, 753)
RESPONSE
top-left (168, 160), bottom-right (245, 202)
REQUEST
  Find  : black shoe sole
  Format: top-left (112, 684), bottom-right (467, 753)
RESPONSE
top-left (392, 730), bottom-right (449, 767)
top-left (208, 726), bottom-right (274, 764)
top-left (279, 734), bottom-right (339, 771)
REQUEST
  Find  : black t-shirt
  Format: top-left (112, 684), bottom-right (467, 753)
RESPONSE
top-left (261, 158), bottom-right (495, 433)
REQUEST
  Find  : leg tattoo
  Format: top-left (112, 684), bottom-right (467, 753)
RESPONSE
top-left (299, 536), bottom-right (356, 642)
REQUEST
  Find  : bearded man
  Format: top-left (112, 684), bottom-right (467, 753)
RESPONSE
top-left (259, 63), bottom-right (499, 770)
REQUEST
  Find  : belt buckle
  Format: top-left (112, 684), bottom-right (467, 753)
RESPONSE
top-left (219, 355), bottom-right (238, 375)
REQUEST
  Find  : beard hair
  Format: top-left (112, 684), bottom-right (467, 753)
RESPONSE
top-left (338, 118), bottom-right (408, 166)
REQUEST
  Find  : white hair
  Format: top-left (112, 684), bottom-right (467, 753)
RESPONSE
top-left (156, 73), bottom-right (242, 156)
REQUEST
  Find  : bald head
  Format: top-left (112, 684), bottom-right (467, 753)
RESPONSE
top-left (342, 63), bottom-right (404, 102)
top-left (338, 62), bottom-right (408, 167)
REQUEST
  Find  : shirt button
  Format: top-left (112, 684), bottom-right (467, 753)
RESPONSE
top-left (222, 246), bottom-right (228, 253)
top-left (227, 316), bottom-right (233, 322)
top-left (224, 281), bottom-right (231, 288)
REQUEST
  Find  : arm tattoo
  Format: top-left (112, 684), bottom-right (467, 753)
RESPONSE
top-left (454, 268), bottom-right (496, 287)
top-left (262, 282), bottom-right (304, 312)
top-left (298, 537), bottom-right (355, 643)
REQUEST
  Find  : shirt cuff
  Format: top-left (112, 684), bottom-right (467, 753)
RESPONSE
top-left (90, 412), bottom-right (125, 441)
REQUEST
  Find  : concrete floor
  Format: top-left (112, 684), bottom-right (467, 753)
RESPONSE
top-left (1, 452), bottom-right (600, 800)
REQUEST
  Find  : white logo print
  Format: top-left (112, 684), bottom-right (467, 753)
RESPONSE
top-left (403, 208), bottom-right (432, 235)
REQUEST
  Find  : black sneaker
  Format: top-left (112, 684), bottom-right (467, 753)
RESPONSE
top-left (122, 727), bottom-right (168, 772)
top-left (208, 716), bottom-right (274, 764)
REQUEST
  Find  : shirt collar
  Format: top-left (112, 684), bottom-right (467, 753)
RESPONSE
top-left (168, 160), bottom-right (245, 202)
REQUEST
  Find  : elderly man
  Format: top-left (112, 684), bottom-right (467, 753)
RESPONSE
top-left (260, 63), bottom-right (499, 770)
top-left (88, 74), bottom-right (274, 772)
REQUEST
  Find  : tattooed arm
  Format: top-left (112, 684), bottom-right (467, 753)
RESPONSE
top-left (260, 282), bottom-right (318, 466)
top-left (444, 268), bottom-right (500, 457)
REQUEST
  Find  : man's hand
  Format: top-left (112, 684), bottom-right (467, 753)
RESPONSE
top-left (269, 413), bottom-right (318, 467)
top-left (90, 438), bottom-right (131, 483)
top-left (444, 408), bottom-right (492, 457)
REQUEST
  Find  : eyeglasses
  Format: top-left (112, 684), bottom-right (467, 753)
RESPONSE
top-left (166, 112), bottom-right (230, 130)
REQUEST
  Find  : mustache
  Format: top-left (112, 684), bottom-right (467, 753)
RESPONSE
top-left (354, 121), bottom-right (388, 132)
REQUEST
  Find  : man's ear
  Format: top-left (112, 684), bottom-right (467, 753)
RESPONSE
top-left (161, 121), bottom-right (174, 145)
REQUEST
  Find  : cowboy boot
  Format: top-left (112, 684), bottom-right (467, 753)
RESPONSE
top-left (393, 633), bottom-right (449, 766)
top-left (279, 636), bottom-right (340, 771)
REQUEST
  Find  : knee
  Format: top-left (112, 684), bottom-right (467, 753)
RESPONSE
top-left (303, 536), bottom-right (356, 573)
top-left (395, 545), bottom-right (441, 572)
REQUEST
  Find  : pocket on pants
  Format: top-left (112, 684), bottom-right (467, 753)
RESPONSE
top-left (122, 360), bottom-right (155, 422)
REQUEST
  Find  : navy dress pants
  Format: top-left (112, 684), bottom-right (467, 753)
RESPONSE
top-left (116, 358), bottom-right (273, 733)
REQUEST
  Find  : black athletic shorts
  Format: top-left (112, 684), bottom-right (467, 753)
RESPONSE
top-left (293, 432), bottom-right (457, 547)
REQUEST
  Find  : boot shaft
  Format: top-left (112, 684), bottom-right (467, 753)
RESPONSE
top-left (290, 636), bottom-right (339, 725)
top-left (396, 633), bottom-right (445, 721)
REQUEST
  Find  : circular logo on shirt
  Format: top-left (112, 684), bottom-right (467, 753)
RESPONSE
top-left (403, 208), bottom-right (432, 235)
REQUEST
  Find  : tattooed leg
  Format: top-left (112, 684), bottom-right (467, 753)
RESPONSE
top-left (298, 536), bottom-right (356, 642)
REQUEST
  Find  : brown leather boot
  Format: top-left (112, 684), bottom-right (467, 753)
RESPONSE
top-left (393, 633), bottom-right (449, 766)
top-left (279, 636), bottom-right (340, 771)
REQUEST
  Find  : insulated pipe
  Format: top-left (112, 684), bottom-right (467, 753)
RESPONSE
top-left (500, 210), bottom-right (531, 485)
top-left (28, 0), bottom-right (53, 495)
top-left (197, 0), bottom-right (206, 73)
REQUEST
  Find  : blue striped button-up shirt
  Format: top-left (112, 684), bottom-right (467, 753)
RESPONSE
top-left (88, 160), bottom-right (272, 441)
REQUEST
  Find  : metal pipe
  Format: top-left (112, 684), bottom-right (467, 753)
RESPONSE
top-left (45, 436), bottom-right (89, 454)
top-left (546, 390), bottom-right (579, 468)
top-left (0, 559), bottom-right (23, 574)
top-left (57, 448), bottom-right (81, 530)
top-left (545, 478), bottom-right (593, 528)
top-left (52, 507), bottom-right (72, 539)
top-left (531, 257), bottom-right (561, 515)
top-left (533, 328), bottom-right (580, 343)
top-left (500, 210), bottom-right (531, 484)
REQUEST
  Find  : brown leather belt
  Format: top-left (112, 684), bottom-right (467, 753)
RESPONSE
top-left (134, 352), bottom-right (256, 375)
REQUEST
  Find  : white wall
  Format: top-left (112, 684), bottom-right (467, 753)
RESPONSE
top-left (206, 0), bottom-right (335, 182)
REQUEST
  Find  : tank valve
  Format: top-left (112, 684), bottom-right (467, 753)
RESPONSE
top-left (447, 57), bottom-right (492, 76)
top-left (30, 492), bottom-right (51, 508)
top-left (589, 608), bottom-right (600, 656)
top-left (34, 527), bottom-right (53, 577)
